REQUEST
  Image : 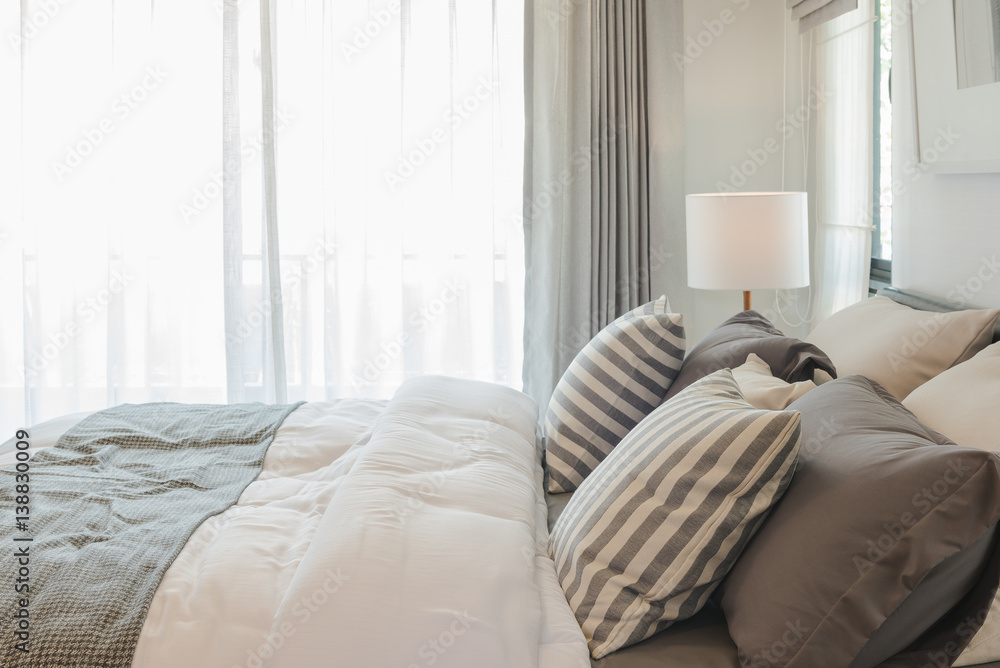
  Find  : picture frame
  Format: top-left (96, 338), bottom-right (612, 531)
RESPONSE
top-left (907, 0), bottom-right (1000, 173)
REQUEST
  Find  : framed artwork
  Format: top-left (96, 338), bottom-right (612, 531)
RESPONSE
top-left (908, 0), bottom-right (1000, 173)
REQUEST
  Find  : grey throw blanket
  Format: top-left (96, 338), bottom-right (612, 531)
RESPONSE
top-left (0, 401), bottom-right (303, 668)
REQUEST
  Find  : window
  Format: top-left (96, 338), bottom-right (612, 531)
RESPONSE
top-left (0, 1), bottom-right (525, 435)
top-left (871, 0), bottom-right (893, 293)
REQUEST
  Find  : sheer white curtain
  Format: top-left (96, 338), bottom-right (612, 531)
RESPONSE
top-left (0, 0), bottom-right (524, 436)
top-left (810, 0), bottom-right (875, 322)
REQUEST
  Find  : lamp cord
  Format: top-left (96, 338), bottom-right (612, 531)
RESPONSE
top-left (776, 22), bottom-right (815, 330)
top-left (781, 11), bottom-right (786, 192)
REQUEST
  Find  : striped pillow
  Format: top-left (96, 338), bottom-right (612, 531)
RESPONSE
top-left (549, 370), bottom-right (801, 659)
top-left (545, 296), bottom-right (684, 493)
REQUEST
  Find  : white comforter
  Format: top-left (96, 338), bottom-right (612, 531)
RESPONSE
top-left (0, 376), bottom-right (590, 668)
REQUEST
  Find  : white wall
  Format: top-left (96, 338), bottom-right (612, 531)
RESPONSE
top-left (891, 0), bottom-right (1000, 309)
top-left (677, 0), bottom-right (815, 344)
top-left (662, 0), bottom-right (1000, 349)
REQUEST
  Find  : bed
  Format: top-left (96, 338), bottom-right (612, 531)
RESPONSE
top-left (1, 378), bottom-right (592, 667)
top-left (3, 287), bottom-right (1000, 668)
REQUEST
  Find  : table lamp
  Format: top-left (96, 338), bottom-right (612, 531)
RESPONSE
top-left (686, 192), bottom-right (809, 310)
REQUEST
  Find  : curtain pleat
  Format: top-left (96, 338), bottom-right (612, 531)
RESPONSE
top-left (594, 0), bottom-right (649, 325)
top-left (17, 0), bottom-right (33, 422)
top-left (635, 0), bottom-right (650, 309)
top-left (400, 0), bottom-right (411, 117)
top-left (523, 0), bottom-right (657, 413)
top-left (222, 0), bottom-right (245, 403)
top-left (258, 0), bottom-right (287, 403)
top-left (811, 0), bottom-right (874, 322)
top-left (320, 2), bottom-right (340, 398)
top-left (593, 1), bottom-right (608, 326)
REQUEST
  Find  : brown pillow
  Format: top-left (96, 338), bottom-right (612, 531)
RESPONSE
top-left (663, 310), bottom-right (836, 402)
top-left (719, 375), bottom-right (1000, 668)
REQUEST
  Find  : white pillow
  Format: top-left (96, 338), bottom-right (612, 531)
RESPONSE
top-left (805, 296), bottom-right (1000, 399)
top-left (812, 369), bottom-right (835, 384)
top-left (902, 342), bottom-right (1000, 453)
top-left (731, 353), bottom-right (816, 410)
top-left (903, 342), bottom-right (1000, 666)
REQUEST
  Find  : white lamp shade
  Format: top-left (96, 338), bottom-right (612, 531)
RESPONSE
top-left (686, 192), bottom-right (809, 291)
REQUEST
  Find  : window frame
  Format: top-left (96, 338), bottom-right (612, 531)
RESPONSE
top-left (870, 0), bottom-right (891, 296)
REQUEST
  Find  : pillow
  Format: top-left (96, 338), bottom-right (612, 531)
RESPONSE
top-left (813, 368), bottom-right (835, 384)
top-left (662, 310), bottom-right (836, 403)
top-left (903, 342), bottom-right (1000, 452)
top-left (804, 296), bottom-right (1000, 400)
top-left (589, 601), bottom-right (739, 667)
top-left (902, 342), bottom-right (1000, 666)
top-left (731, 353), bottom-right (817, 410)
top-left (545, 296), bottom-right (684, 493)
top-left (719, 375), bottom-right (1000, 668)
top-left (549, 370), bottom-right (801, 659)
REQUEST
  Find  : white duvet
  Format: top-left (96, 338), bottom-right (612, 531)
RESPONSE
top-left (0, 376), bottom-right (590, 668)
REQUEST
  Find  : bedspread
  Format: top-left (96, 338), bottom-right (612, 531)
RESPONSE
top-left (0, 376), bottom-right (590, 668)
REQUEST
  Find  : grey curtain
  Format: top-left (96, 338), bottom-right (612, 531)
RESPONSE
top-left (522, 0), bottom-right (671, 412)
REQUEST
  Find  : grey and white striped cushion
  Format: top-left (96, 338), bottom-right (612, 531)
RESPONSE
top-left (545, 296), bottom-right (684, 493)
top-left (549, 370), bottom-right (801, 659)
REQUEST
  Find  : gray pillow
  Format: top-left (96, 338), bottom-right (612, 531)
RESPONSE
top-left (590, 601), bottom-right (739, 668)
top-left (719, 375), bottom-right (1000, 668)
top-left (663, 311), bottom-right (836, 403)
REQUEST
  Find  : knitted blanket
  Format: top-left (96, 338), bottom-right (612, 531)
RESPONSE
top-left (0, 401), bottom-right (303, 667)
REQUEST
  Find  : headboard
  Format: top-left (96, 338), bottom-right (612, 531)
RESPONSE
top-left (878, 286), bottom-right (1000, 343)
